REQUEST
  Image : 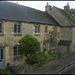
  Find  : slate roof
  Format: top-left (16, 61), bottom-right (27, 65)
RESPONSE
top-left (54, 6), bottom-right (75, 26)
top-left (58, 40), bottom-right (72, 46)
top-left (0, 1), bottom-right (59, 26)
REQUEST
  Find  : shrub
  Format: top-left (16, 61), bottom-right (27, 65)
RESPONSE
top-left (0, 69), bottom-right (6, 74)
top-left (18, 34), bottom-right (40, 57)
top-left (51, 51), bottom-right (59, 56)
top-left (31, 53), bottom-right (53, 62)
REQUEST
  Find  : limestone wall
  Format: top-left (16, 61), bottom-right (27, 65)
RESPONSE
top-left (0, 20), bottom-right (60, 67)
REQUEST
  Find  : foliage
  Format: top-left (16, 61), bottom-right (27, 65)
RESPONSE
top-left (47, 28), bottom-right (59, 50)
top-left (0, 69), bottom-right (6, 74)
top-left (51, 51), bottom-right (59, 56)
top-left (26, 51), bottom-right (59, 65)
top-left (31, 53), bottom-right (53, 61)
top-left (48, 28), bottom-right (59, 42)
top-left (18, 34), bottom-right (40, 56)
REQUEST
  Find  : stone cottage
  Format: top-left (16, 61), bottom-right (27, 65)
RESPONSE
top-left (45, 2), bottom-right (75, 53)
top-left (0, 2), bottom-right (60, 69)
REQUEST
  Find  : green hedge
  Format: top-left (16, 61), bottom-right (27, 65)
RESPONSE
top-left (31, 53), bottom-right (53, 61)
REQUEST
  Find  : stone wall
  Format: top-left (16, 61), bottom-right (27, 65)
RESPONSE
top-left (45, 6), bottom-right (74, 52)
top-left (0, 20), bottom-right (60, 67)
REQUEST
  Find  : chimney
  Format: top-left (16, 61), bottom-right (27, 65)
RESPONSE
top-left (64, 3), bottom-right (70, 13)
top-left (45, 2), bottom-right (52, 12)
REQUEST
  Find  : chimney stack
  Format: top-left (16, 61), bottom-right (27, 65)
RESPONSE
top-left (45, 2), bottom-right (52, 12)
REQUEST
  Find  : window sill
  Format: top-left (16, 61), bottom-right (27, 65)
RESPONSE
top-left (0, 33), bottom-right (4, 36)
top-left (45, 33), bottom-right (49, 35)
top-left (51, 47), bottom-right (58, 50)
top-left (13, 55), bottom-right (22, 60)
top-left (34, 33), bottom-right (40, 36)
top-left (14, 33), bottom-right (22, 36)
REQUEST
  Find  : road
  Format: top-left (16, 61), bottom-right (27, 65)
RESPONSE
top-left (59, 63), bottom-right (75, 74)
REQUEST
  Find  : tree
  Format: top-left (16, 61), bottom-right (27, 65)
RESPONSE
top-left (18, 34), bottom-right (40, 57)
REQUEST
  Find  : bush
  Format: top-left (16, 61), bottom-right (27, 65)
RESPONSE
top-left (0, 69), bottom-right (6, 74)
top-left (51, 51), bottom-right (59, 56)
top-left (18, 34), bottom-right (40, 57)
top-left (31, 53), bottom-right (53, 62)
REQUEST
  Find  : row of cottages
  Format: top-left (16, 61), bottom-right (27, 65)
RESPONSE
top-left (0, 2), bottom-right (60, 69)
top-left (0, 2), bottom-right (75, 69)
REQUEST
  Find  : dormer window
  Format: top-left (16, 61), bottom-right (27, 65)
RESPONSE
top-left (14, 23), bottom-right (21, 34)
top-left (0, 22), bottom-right (3, 34)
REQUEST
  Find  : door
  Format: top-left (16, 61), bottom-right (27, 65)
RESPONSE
top-left (0, 47), bottom-right (5, 69)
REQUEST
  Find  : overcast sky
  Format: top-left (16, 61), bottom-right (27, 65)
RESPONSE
top-left (9, 1), bottom-right (75, 11)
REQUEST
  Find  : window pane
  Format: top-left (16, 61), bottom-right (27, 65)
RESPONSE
top-left (14, 46), bottom-right (18, 56)
top-left (52, 41), bottom-right (57, 48)
top-left (45, 26), bottom-right (48, 33)
top-left (35, 26), bottom-right (37, 33)
top-left (14, 24), bottom-right (17, 33)
top-left (18, 25), bottom-right (21, 33)
top-left (53, 27), bottom-right (57, 31)
top-left (38, 26), bottom-right (40, 33)
top-left (0, 23), bottom-right (2, 33)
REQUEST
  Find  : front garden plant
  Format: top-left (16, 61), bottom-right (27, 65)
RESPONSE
top-left (18, 34), bottom-right (40, 65)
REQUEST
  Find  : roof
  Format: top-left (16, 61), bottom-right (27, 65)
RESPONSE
top-left (0, 1), bottom-right (59, 26)
top-left (58, 40), bottom-right (72, 46)
top-left (54, 6), bottom-right (75, 27)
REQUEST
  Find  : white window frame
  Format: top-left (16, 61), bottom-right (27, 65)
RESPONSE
top-left (34, 25), bottom-right (40, 35)
top-left (14, 23), bottom-right (21, 34)
top-left (13, 46), bottom-right (21, 57)
top-left (35, 25), bottom-right (40, 33)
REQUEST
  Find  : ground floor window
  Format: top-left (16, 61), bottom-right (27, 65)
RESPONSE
top-left (13, 46), bottom-right (20, 57)
top-left (43, 42), bottom-right (49, 54)
top-left (52, 41), bottom-right (57, 48)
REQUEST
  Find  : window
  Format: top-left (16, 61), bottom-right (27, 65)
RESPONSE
top-left (43, 42), bottom-right (49, 54)
top-left (45, 26), bottom-right (48, 33)
top-left (13, 46), bottom-right (20, 57)
top-left (14, 23), bottom-right (21, 34)
top-left (35, 25), bottom-right (40, 33)
top-left (52, 41), bottom-right (57, 48)
top-left (0, 22), bottom-right (3, 34)
top-left (53, 27), bottom-right (57, 32)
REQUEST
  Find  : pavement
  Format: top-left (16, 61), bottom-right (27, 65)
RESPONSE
top-left (20, 52), bottom-right (75, 74)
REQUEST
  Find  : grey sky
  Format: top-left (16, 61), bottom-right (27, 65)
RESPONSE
top-left (9, 1), bottom-right (75, 11)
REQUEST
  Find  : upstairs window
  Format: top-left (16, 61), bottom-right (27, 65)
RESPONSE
top-left (14, 23), bottom-right (21, 34)
top-left (0, 22), bottom-right (3, 34)
top-left (35, 25), bottom-right (40, 33)
top-left (45, 26), bottom-right (48, 33)
top-left (53, 26), bottom-right (57, 32)
top-left (13, 46), bottom-right (20, 57)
